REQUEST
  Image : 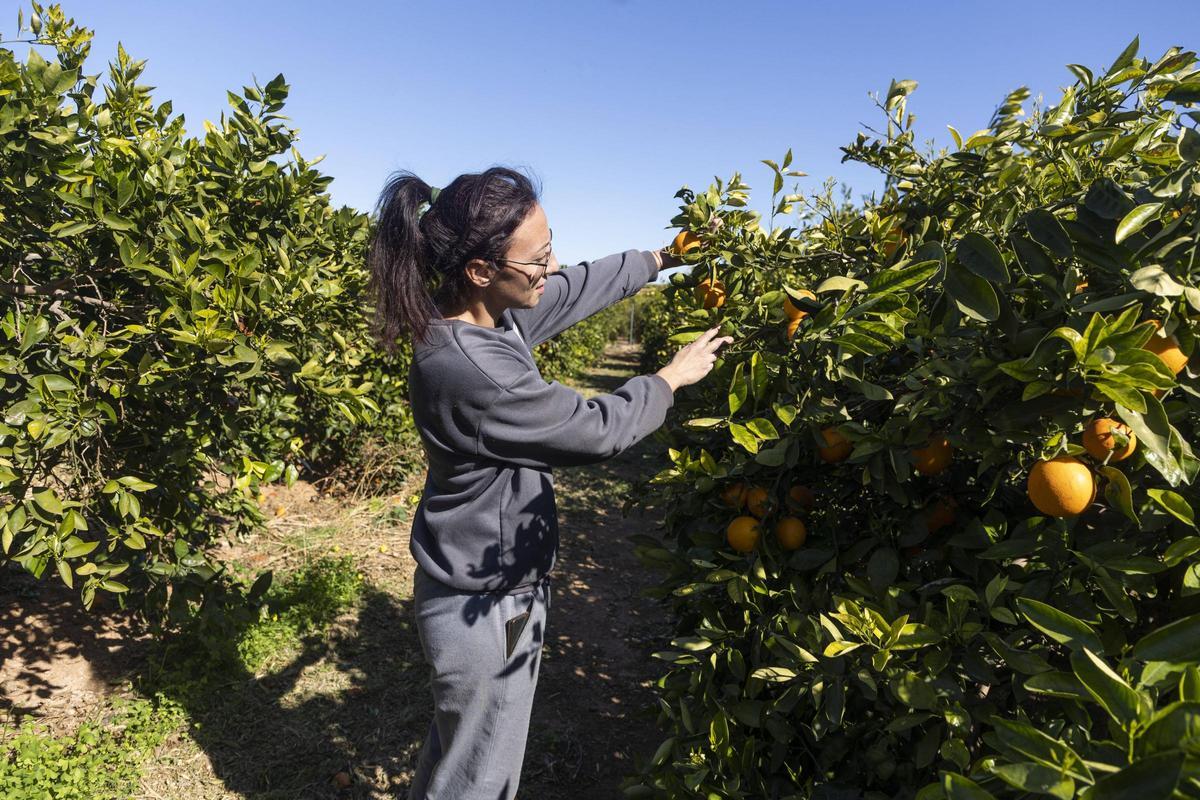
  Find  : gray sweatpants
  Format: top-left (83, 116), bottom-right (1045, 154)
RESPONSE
top-left (408, 567), bottom-right (550, 800)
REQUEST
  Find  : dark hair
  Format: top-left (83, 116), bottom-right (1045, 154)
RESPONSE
top-left (366, 166), bottom-right (541, 351)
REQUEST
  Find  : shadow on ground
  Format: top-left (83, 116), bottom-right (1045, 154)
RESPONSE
top-left (145, 585), bottom-right (429, 799)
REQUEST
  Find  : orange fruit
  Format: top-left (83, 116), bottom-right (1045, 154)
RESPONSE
top-left (720, 481), bottom-right (747, 509)
top-left (925, 497), bottom-right (958, 533)
top-left (1082, 418), bottom-right (1136, 463)
top-left (693, 277), bottom-right (726, 309)
top-left (818, 427), bottom-right (851, 463)
top-left (881, 226), bottom-right (907, 260)
top-left (786, 484), bottom-right (815, 513)
top-left (911, 435), bottom-right (953, 476)
top-left (774, 517), bottom-right (807, 550)
top-left (1143, 320), bottom-right (1189, 375)
top-left (726, 516), bottom-right (762, 553)
top-left (784, 290), bottom-right (816, 320)
top-left (745, 486), bottom-right (770, 518)
top-left (672, 230), bottom-right (702, 255)
top-left (786, 315), bottom-right (803, 340)
top-left (1027, 456), bottom-right (1095, 517)
top-left (1074, 281), bottom-right (1089, 293)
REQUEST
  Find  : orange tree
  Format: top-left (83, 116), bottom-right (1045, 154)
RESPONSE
top-left (0, 5), bottom-right (410, 633)
top-left (628, 40), bottom-right (1200, 798)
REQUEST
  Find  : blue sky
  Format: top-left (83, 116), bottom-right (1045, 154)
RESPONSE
top-left (12, 2), bottom-right (1200, 274)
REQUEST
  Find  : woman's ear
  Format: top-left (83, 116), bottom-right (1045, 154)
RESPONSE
top-left (463, 258), bottom-right (495, 288)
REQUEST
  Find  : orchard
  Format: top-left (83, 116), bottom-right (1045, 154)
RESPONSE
top-left (630, 40), bottom-right (1200, 800)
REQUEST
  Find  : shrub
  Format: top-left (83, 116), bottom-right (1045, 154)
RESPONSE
top-left (629, 40), bottom-right (1200, 799)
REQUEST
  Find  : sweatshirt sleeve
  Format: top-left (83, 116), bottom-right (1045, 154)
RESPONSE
top-left (510, 249), bottom-right (660, 347)
top-left (476, 368), bottom-right (675, 469)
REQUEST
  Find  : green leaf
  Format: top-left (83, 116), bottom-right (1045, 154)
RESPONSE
top-left (49, 219), bottom-right (94, 237)
top-left (728, 361), bottom-right (747, 415)
top-left (1129, 265), bottom-right (1185, 297)
top-left (945, 262), bottom-right (1000, 322)
top-left (956, 232), bottom-right (1010, 283)
top-left (1024, 671), bottom-right (1090, 701)
top-left (991, 762), bottom-right (1074, 800)
top-left (745, 418), bottom-right (779, 441)
top-left (990, 718), bottom-right (1093, 783)
top-left (1115, 203), bottom-right (1163, 244)
top-left (867, 547), bottom-right (899, 593)
top-left (728, 422), bottom-right (759, 454)
top-left (1183, 667), bottom-right (1200, 701)
top-left (815, 276), bottom-right (867, 293)
top-left (750, 666), bottom-right (798, 682)
top-left (1100, 466), bottom-right (1140, 526)
top-left (1026, 210), bottom-right (1073, 257)
top-left (1016, 597), bottom-right (1104, 653)
top-left (1012, 235), bottom-right (1056, 275)
top-left (1133, 613), bottom-right (1200, 663)
top-left (750, 352), bottom-right (768, 400)
top-left (1117, 400), bottom-right (1183, 486)
top-left (101, 212), bottom-right (136, 232)
top-left (1179, 127), bottom-right (1200, 163)
top-left (1140, 701), bottom-right (1200, 755)
top-left (1147, 488), bottom-right (1196, 526)
top-left (1087, 751), bottom-right (1182, 800)
top-left (891, 671), bottom-right (936, 710)
top-left (867, 259), bottom-right (940, 296)
top-left (1166, 81), bottom-right (1200, 104)
top-left (1070, 648), bottom-right (1140, 726)
top-left (32, 489), bottom-right (64, 516)
top-left (941, 773), bottom-right (998, 800)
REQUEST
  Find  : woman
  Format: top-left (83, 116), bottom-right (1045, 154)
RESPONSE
top-left (367, 166), bottom-right (729, 799)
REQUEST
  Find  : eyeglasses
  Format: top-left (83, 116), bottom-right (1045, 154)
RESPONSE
top-left (491, 229), bottom-right (554, 287)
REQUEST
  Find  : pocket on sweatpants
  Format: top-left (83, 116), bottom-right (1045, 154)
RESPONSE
top-left (504, 609), bottom-right (530, 659)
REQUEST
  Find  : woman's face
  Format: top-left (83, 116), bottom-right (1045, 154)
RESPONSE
top-left (488, 203), bottom-right (559, 308)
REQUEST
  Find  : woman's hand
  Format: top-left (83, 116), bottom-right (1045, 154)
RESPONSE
top-left (656, 327), bottom-right (733, 391)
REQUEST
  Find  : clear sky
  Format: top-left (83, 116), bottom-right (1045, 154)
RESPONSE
top-left (12, 2), bottom-right (1200, 273)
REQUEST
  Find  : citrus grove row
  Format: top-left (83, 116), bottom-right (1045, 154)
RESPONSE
top-left (627, 40), bottom-right (1200, 800)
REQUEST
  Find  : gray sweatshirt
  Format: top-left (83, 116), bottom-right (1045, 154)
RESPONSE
top-left (407, 249), bottom-right (674, 594)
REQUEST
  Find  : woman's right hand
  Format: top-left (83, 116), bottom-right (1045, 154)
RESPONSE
top-left (656, 327), bottom-right (734, 391)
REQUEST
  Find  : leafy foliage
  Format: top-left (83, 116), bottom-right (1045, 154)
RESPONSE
top-left (630, 40), bottom-right (1200, 799)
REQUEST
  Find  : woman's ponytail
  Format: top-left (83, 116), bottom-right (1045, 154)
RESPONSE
top-left (367, 172), bottom-right (438, 351)
top-left (367, 166), bottom-right (540, 351)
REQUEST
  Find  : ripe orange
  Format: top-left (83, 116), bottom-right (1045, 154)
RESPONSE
top-left (672, 230), bottom-right (702, 255)
top-left (1143, 320), bottom-right (1189, 375)
top-left (693, 277), bottom-right (726, 309)
top-left (745, 486), bottom-right (770, 518)
top-left (1027, 456), bottom-right (1095, 517)
top-left (925, 497), bottom-right (958, 533)
top-left (786, 484), bottom-right (815, 513)
top-left (726, 516), bottom-right (762, 553)
top-left (1082, 418), bottom-right (1136, 462)
top-left (786, 315), bottom-right (803, 340)
top-left (774, 517), bottom-right (807, 550)
top-left (911, 435), bottom-right (953, 476)
top-left (784, 290), bottom-right (816, 320)
top-left (881, 226), bottom-right (907, 260)
top-left (720, 481), bottom-right (748, 509)
top-left (818, 427), bottom-right (851, 463)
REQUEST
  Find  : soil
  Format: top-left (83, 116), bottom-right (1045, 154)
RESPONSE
top-left (0, 339), bottom-right (677, 799)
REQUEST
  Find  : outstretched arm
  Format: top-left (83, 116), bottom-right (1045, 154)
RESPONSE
top-left (510, 248), bottom-right (681, 347)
